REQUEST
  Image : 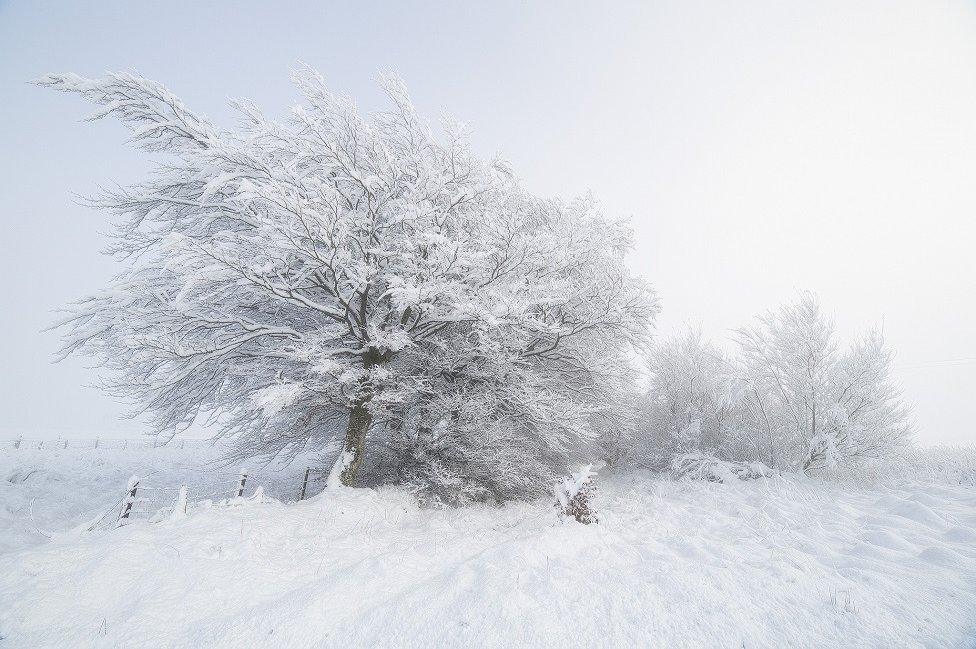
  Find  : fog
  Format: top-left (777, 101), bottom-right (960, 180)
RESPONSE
top-left (0, 0), bottom-right (973, 444)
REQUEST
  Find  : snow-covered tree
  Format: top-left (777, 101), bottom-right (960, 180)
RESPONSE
top-left (637, 327), bottom-right (741, 469)
top-left (809, 327), bottom-right (911, 469)
top-left (40, 69), bottom-right (657, 491)
top-left (637, 294), bottom-right (911, 474)
top-left (735, 293), bottom-right (911, 470)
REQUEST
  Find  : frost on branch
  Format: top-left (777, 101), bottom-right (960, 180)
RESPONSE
top-left (554, 464), bottom-right (599, 524)
top-left (41, 67), bottom-right (658, 500)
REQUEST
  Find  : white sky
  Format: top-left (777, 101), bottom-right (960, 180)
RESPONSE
top-left (0, 0), bottom-right (973, 445)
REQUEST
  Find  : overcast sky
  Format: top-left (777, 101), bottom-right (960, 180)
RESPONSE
top-left (1, 0), bottom-right (974, 445)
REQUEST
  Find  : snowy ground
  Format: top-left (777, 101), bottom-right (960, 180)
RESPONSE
top-left (1, 446), bottom-right (976, 647)
top-left (0, 443), bottom-right (317, 555)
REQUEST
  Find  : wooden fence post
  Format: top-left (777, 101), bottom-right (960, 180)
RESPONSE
top-left (118, 476), bottom-right (140, 523)
top-left (236, 469), bottom-right (248, 498)
top-left (299, 467), bottom-right (311, 501)
top-left (176, 485), bottom-right (188, 514)
top-left (94, 437), bottom-right (99, 449)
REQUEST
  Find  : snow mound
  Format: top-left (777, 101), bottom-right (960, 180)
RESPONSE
top-left (888, 500), bottom-right (948, 528)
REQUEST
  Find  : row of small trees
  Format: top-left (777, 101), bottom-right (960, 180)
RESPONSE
top-left (638, 294), bottom-right (911, 474)
top-left (41, 69), bottom-right (909, 505)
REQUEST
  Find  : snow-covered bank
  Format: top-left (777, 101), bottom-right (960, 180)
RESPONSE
top-left (1, 457), bottom-right (975, 647)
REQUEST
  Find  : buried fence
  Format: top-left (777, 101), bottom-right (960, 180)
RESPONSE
top-left (90, 466), bottom-right (332, 531)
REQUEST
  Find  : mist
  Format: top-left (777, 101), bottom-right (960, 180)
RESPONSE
top-left (0, 0), bottom-right (973, 445)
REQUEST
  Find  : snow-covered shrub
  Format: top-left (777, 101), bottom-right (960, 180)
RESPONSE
top-left (40, 69), bottom-right (658, 497)
top-left (329, 281), bottom-right (651, 504)
top-left (377, 338), bottom-right (622, 505)
top-left (554, 464), bottom-right (599, 524)
top-left (386, 402), bottom-right (607, 507)
top-left (670, 453), bottom-right (772, 483)
top-left (393, 432), bottom-right (552, 508)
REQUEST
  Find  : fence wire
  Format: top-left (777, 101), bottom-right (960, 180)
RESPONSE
top-left (1, 438), bottom-right (218, 450)
top-left (97, 467), bottom-right (333, 531)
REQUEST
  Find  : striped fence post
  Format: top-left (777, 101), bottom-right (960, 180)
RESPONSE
top-left (236, 469), bottom-right (248, 498)
top-left (299, 467), bottom-right (311, 501)
top-left (118, 476), bottom-right (140, 523)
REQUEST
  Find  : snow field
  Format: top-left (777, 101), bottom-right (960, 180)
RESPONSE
top-left (1, 448), bottom-right (975, 647)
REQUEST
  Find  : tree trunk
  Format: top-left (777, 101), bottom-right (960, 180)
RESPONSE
top-left (337, 398), bottom-right (373, 486)
top-left (331, 350), bottom-right (386, 487)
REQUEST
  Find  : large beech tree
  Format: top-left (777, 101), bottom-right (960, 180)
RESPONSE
top-left (41, 69), bottom-right (656, 487)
